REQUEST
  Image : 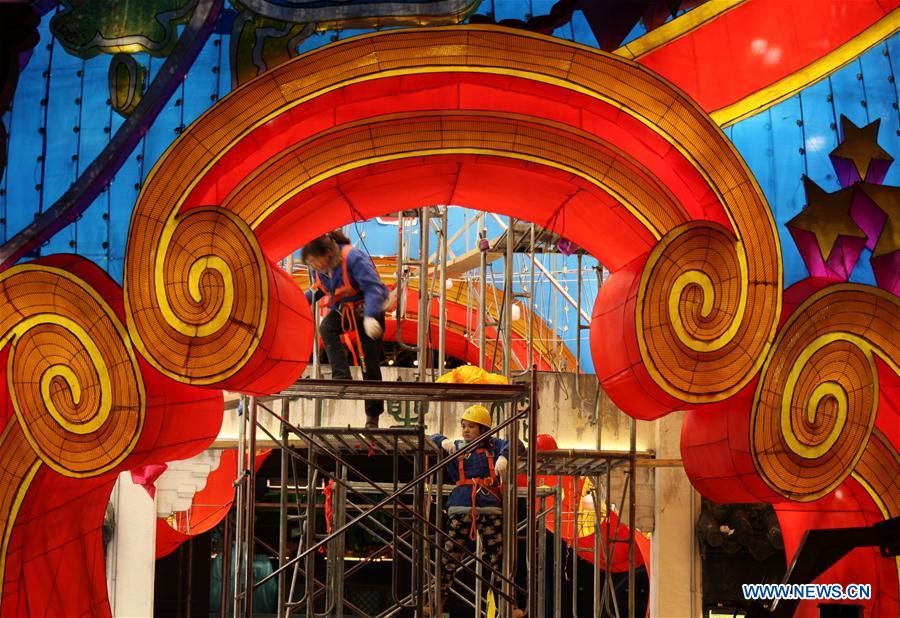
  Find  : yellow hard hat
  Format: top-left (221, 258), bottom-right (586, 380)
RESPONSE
top-left (461, 404), bottom-right (492, 428)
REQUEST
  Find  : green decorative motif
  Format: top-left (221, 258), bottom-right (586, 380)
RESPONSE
top-left (108, 53), bottom-right (146, 117)
top-left (230, 8), bottom-right (313, 88)
top-left (386, 400), bottom-right (428, 428)
top-left (228, 0), bottom-right (481, 87)
top-left (51, 0), bottom-right (198, 58)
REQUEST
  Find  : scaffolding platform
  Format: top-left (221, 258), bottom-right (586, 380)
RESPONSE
top-left (283, 426), bottom-right (439, 456)
top-left (528, 449), bottom-right (655, 476)
top-left (279, 377), bottom-right (530, 402)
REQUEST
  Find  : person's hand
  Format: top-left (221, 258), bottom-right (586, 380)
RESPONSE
top-left (494, 455), bottom-right (508, 476)
top-left (441, 439), bottom-right (457, 454)
top-left (363, 316), bottom-right (383, 339)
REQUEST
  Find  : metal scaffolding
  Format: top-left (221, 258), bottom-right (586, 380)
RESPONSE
top-left (229, 376), bottom-right (539, 617)
top-left (222, 206), bottom-right (644, 617)
top-left (225, 380), bottom-right (644, 618)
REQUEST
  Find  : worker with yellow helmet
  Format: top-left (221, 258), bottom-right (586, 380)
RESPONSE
top-left (427, 405), bottom-right (524, 617)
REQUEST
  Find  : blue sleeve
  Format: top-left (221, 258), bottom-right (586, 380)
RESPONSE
top-left (346, 248), bottom-right (388, 317)
top-left (494, 438), bottom-right (510, 459)
top-left (429, 433), bottom-right (447, 446)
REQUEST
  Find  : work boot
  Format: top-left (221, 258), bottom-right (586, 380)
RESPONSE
top-left (512, 608), bottom-right (526, 618)
top-left (365, 415), bottom-right (379, 429)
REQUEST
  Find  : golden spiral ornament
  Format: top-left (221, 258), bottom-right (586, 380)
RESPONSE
top-left (637, 222), bottom-right (771, 401)
top-left (125, 207), bottom-right (269, 385)
top-left (751, 285), bottom-right (899, 502)
top-left (0, 265), bottom-right (144, 477)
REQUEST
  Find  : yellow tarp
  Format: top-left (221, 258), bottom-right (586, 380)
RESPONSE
top-left (436, 366), bottom-right (509, 385)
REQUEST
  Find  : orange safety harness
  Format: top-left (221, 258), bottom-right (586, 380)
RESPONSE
top-left (310, 244), bottom-right (368, 372)
top-left (456, 444), bottom-right (503, 540)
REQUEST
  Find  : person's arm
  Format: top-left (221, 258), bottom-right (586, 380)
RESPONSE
top-left (429, 433), bottom-right (457, 454)
top-left (305, 269), bottom-right (326, 305)
top-left (494, 438), bottom-right (511, 476)
top-left (305, 288), bottom-right (326, 304)
top-left (347, 250), bottom-right (388, 317)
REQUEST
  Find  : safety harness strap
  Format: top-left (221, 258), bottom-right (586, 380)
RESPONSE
top-left (456, 445), bottom-right (502, 540)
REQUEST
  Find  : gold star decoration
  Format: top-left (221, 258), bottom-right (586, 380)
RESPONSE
top-left (858, 182), bottom-right (900, 259)
top-left (830, 115), bottom-right (894, 183)
top-left (788, 177), bottom-right (867, 261)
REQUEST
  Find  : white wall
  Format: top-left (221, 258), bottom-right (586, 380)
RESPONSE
top-left (106, 473), bottom-right (157, 618)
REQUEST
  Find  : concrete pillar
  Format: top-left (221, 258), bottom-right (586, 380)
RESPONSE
top-left (106, 473), bottom-right (157, 618)
top-left (650, 411), bottom-right (702, 618)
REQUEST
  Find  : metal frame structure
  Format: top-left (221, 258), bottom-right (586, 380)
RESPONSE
top-left (229, 205), bottom-right (645, 617)
top-left (228, 376), bottom-right (539, 618)
top-left (225, 382), bottom-right (645, 618)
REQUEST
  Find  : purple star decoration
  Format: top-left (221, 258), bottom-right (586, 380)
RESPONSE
top-left (787, 116), bottom-right (899, 294)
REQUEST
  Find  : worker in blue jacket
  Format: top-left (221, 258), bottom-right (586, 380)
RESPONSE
top-left (302, 230), bottom-right (390, 427)
top-left (428, 404), bottom-right (525, 617)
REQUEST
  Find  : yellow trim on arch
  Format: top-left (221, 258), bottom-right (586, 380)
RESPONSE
top-left (614, 0), bottom-right (745, 60)
top-left (712, 9), bottom-right (900, 126)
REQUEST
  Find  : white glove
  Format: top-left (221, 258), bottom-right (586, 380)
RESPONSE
top-left (441, 439), bottom-right (457, 454)
top-left (494, 455), bottom-right (508, 476)
top-left (363, 316), bottom-right (383, 339)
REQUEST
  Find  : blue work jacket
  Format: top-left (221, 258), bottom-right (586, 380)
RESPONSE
top-left (430, 433), bottom-right (510, 512)
top-left (304, 244), bottom-right (389, 318)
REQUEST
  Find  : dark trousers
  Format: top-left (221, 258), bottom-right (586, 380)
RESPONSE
top-left (319, 308), bottom-right (384, 418)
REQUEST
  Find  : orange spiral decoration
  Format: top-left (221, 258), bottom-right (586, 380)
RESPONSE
top-left (125, 206), bottom-right (269, 385)
top-left (637, 221), bottom-right (772, 401)
top-left (751, 285), bottom-right (899, 501)
top-left (0, 265), bottom-right (145, 476)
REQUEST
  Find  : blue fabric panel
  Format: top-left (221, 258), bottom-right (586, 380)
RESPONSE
top-left (4, 19), bottom-right (53, 242)
top-left (298, 31), bottom-right (333, 54)
top-left (182, 29), bottom-right (222, 128)
top-left (141, 56), bottom-right (183, 185)
top-left (859, 41), bottom-right (899, 187)
top-left (41, 41), bottom-right (83, 257)
top-left (569, 8), bottom-right (599, 48)
top-left (0, 111), bottom-right (8, 242)
top-left (214, 31), bottom-right (231, 102)
top-left (770, 95), bottom-right (807, 282)
top-left (829, 58), bottom-right (869, 130)
top-left (74, 54), bottom-right (114, 267)
top-left (798, 79), bottom-right (840, 192)
top-left (888, 34), bottom-right (900, 102)
top-left (104, 54), bottom-right (148, 283)
top-left (492, 0), bottom-right (528, 21)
